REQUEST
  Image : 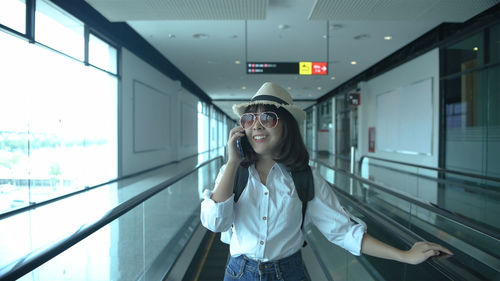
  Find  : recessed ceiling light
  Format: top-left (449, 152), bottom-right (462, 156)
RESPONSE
top-left (287, 87), bottom-right (292, 90)
top-left (350, 61), bottom-right (357, 65)
top-left (242, 86), bottom-right (247, 90)
top-left (317, 86), bottom-right (322, 90)
top-left (192, 33), bottom-right (209, 39)
top-left (473, 47), bottom-right (479, 51)
top-left (330, 76), bottom-right (336, 80)
top-left (235, 60), bottom-right (241, 64)
top-left (384, 36), bottom-right (392, 40)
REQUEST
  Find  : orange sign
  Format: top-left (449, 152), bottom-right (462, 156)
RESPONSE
top-left (312, 62), bottom-right (327, 75)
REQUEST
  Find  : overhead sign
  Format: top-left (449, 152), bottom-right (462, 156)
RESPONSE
top-left (247, 62), bottom-right (327, 75)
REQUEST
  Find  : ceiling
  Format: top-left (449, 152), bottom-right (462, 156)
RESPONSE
top-left (84, 0), bottom-right (499, 119)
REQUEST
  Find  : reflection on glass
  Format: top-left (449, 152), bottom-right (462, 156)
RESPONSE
top-left (443, 32), bottom-right (483, 76)
top-left (89, 33), bottom-right (117, 74)
top-left (35, 0), bottom-right (84, 60)
top-left (0, 0), bottom-right (26, 33)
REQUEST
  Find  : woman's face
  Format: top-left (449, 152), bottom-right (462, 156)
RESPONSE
top-left (244, 107), bottom-right (283, 157)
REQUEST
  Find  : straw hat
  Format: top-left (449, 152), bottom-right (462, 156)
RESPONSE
top-left (232, 82), bottom-right (306, 122)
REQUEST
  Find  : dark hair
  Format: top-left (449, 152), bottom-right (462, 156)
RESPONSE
top-left (240, 104), bottom-right (309, 171)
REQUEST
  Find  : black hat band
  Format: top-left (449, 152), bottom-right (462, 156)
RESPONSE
top-left (251, 95), bottom-right (289, 105)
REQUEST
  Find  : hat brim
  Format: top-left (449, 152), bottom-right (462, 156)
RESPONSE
top-left (233, 100), bottom-right (306, 123)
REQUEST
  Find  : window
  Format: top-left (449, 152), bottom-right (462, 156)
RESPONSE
top-left (0, 8), bottom-right (118, 214)
top-left (442, 23), bottom-right (500, 178)
top-left (443, 32), bottom-right (484, 76)
top-left (89, 33), bottom-right (118, 74)
top-left (490, 24), bottom-right (500, 64)
top-left (35, 0), bottom-right (84, 60)
top-left (0, 0), bottom-right (26, 33)
top-left (198, 102), bottom-right (209, 154)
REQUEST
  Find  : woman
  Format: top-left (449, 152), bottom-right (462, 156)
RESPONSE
top-left (200, 82), bottom-right (452, 281)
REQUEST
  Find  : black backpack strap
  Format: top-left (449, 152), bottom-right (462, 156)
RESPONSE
top-left (233, 165), bottom-right (249, 202)
top-left (291, 166), bottom-right (314, 230)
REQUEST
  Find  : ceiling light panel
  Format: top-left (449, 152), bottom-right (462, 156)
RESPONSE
top-left (85, 0), bottom-right (268, 21)
top-left (308, 0), bottom-right (499, 21)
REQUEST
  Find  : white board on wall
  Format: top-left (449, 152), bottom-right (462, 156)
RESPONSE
top-left (376, 78), bottom-right (433, 155)
top-left (133, 80), bottom-right (170, 152)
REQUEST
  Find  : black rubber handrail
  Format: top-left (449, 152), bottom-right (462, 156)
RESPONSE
top-left (324, 182), bottom-right (482, 281)
top-left (310, 158), bottom-right (500, 241)
top-left (0, 148), bottom-right (224, 220)
top-left (0, 156), bottom-right (223, 281)
top-left (359, 155), bottom-right (500, 183)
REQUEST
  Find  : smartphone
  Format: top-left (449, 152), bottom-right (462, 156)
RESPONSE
top-left (236, 135), bottom-right (249, 159)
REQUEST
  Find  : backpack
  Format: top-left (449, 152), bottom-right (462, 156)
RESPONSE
top-left (233, 165), bottom-right (314, 230)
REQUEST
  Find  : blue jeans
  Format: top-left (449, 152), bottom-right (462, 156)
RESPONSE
top-left (223, 251), bottom-right (310, 281)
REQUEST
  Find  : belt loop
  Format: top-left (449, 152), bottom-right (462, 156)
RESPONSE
top-left (275, 262), bottom-right (282, 280)
top-left (257, 259), bottom-right (262, 277)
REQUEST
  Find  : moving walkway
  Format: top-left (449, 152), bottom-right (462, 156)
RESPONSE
top-left (0, 152), bottom-right (498, 280)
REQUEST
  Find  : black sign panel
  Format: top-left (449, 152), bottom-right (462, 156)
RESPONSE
top-left (247, 62), bottom-right (298, 74)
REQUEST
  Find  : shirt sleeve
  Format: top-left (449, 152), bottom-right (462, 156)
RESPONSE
top-left (305, 168), bottom-right (367, 256)
top-left (200, 164), bottom-right (235, 232)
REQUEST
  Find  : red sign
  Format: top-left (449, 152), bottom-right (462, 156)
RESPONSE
top-left (312, 62), bottom-right (328, 75)
top-left (348, 92), bottom-right (361, 106)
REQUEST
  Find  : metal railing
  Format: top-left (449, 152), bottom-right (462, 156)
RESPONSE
top-left (359, 155), bottom-right (500, 184)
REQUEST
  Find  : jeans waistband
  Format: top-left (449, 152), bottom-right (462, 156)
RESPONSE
top-left (241, 251), bottom-right (302, 271)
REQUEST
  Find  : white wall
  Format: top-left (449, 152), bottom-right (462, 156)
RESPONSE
top-left (359, 48), bottom-right (440, 168)
top-left (358, 48), bottom-right (440, 204)
top-left (120, 48), bottom-right (199, 175)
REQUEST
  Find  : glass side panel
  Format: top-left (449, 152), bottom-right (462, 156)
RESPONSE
top-left (35, 0), bottom-right (84, 60)
top-left (89, 33), bottom-right (118, 74)
top-left (314, 161), bottom-right (500, 280)
top-left (12, 158), bottom-right (221, 281)
top-left (0, 0), bottom-right (26, 33)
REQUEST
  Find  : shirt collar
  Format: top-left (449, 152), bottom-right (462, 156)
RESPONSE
top-left (249, 162), bottom-right (290, 178)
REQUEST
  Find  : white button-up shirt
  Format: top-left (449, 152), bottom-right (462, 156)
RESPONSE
top-left (200, 163), bottom-right (366, 261)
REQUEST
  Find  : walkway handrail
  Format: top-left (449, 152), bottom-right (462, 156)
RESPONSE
top-left (321, 182), bottom-right (481, 281)
top-left (0, 156), bottom-right (223, 281)
top-left (359, 155), bottom-right (500, 183)
top-left (311, 158), bottom-right (500, 241)
top-left (0, 148), bottom-right (224, 220)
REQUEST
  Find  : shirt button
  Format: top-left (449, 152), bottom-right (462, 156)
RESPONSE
top-left (260, 241), bottom-right (264, 245)
top-left (264, 192), bottom-right (268, 195)
top-left (263, 216), bottom-right (267, 220)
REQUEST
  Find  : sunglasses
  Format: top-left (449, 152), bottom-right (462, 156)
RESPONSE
top-left (240, 112), bottom-right (280, 129)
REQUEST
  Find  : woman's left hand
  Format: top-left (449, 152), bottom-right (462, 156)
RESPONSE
top-left (403, 241), bottom-right (453, 265)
